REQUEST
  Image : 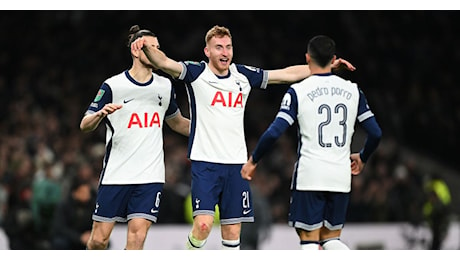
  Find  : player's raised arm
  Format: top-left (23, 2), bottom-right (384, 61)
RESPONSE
top-left (266, 58), bottom-right (356, 85)
top-left (131, 37), bottom-right (183, 79)
top-left (267, 65), bottom-right (311, 84)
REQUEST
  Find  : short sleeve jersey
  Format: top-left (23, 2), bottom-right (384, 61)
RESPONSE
top-left (85, 70), bottom-right (179, 184)
top-left (178, 61), bottom-right (268, 164)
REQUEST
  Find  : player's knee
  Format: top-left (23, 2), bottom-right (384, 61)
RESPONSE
top-left (194, 220), bottom-right (212, 234)
top-left (192, 215), bottom-right (214, 236)
top-left (128, 229), bottom-right (147, 245)
top-left (198, 222), bottom-right (212, 233)
top-left (87, 237), bottom-right (109, 250)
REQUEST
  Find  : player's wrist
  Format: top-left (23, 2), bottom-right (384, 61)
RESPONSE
top-left (96, 111), bottom-right (106, 119)
top-left (250, 155), bottom-right (258, 165)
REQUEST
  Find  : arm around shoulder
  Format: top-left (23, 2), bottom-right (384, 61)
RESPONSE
top-left (267, 65), bottom-right (311, 85)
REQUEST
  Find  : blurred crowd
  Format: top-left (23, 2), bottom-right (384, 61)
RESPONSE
top-left (0, 11), bottom-right (458, 249)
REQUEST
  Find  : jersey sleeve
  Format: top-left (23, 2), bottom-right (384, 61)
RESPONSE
top-left (85, 82), bottom-right (112, 115)
top-left (235, 64), bottom-right (268, 89)
top-left (356, 88), bottom-right (382, 162)
top-left (165, 86), bottom-right (180, 120)
top-left (251, 117), bottom-right (290, 163)
top-left (356, 88), bottom-right (375, 122)
top-left (276, 87), bottom-right (298, 125)
top-left (251, 88), bottom-right (298, 163)
top-left (178, 61), bottom-right (206, 83)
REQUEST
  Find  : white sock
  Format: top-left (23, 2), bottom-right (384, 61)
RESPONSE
top-left (301, 241), bottom-right (320, 250)
top-left (186, 232), bottom-right (206, 250)
top-left (321, 239), bottom-right (350, 250)
top-left (221, 239), bottom-right (240, 250)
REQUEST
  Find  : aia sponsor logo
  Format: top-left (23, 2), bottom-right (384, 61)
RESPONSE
top-left (128, 112), bottom-right (161, 128)
top-left (211, 91), bottom-right (243, 108)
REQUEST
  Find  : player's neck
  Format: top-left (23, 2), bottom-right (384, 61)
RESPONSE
top-left (309, 64), bottom-right (331, 75)
top-left (128, 66), bottom-right (153, 83)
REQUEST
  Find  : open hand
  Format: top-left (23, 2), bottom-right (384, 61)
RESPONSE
top-left (332, 58), bottom-right (356, 72)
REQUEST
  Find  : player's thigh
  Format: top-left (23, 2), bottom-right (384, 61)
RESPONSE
top-left (190, 161), bottom-right (221, 213)
top-left (324, 192), bottom-right (349, 229)
top-left (288, 190), bottom-right (325, 228)
top-left (220, 164), bottom-right (253, 220)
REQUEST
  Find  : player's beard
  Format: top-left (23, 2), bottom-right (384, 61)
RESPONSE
top-left (210, 57), bottom-right (231, 74)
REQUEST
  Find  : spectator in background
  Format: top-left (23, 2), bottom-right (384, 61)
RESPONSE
top-left (51, 178), bottom-right (96, 250)
top-left (423, 172), bottom-right (452, 250)
top-left (3, 155), bottom-right (36, 249)
top-left (30, 161), bottom-right (62, 249)
top-left (387, 161), bottom-right (426, 249)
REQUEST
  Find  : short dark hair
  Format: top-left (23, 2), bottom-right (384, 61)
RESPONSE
top-left (307, 35), bottom-right (335, 67)
top-left (127, 25), bottom-right (156, 47)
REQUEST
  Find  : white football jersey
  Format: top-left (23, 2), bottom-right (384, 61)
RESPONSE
top-left (278, 74), bottom-right (373, 192)
top-left (85, 70), bottom-right (179, 184)
top-left (178, 61), bottom-right (268, 164)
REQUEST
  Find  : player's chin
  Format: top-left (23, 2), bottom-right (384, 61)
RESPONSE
top-left (218, 61), bottom-right (230, 69)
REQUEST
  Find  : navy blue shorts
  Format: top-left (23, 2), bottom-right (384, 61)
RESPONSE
top-left (288, 190), bottom-right (349, 231)
top-left (92, 183), bottom-right (163, 223)
top-left (190, 161), bottom-right (254, 224)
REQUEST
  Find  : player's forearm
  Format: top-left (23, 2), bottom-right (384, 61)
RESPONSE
top-left (167, 114), bottom-right (190, 137)
top-left (252, 118), bottom-right (289, 163)
top-left (142, 46), bottom-right (182, 78)
top-left (175, 118), bottom-right (190, 137)
top-left (267, 65), bottom-right (311, 84)
top-left (80, 112), bottom-right (104, 132)
top-left (359, 117), bottom-right (382, 162)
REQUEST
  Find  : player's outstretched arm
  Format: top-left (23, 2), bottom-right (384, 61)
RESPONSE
top-left (131, 37), bottom-right (183, 79)
top-left (80, 103), bottom-right (122, 133)
top-left (267, 65), bottom-right (311, 84)
top-left (266, 58), bottom-right (356, 85)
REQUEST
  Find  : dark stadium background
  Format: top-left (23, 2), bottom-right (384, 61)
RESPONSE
top-left (0, 10), bottom-right (459, 248)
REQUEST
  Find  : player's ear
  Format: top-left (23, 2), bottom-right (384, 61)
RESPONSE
top-left (204, 46), bottom-right (210, 58)
top-left (306, 53), bottom-right (310, 64)
top-left (330, 55), bottom-right (337, 65)
top-left (131, 47), bottom-right (140, 59)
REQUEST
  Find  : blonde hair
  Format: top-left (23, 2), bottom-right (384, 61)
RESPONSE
top-left (205, 25), bottom-right (232, 45)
